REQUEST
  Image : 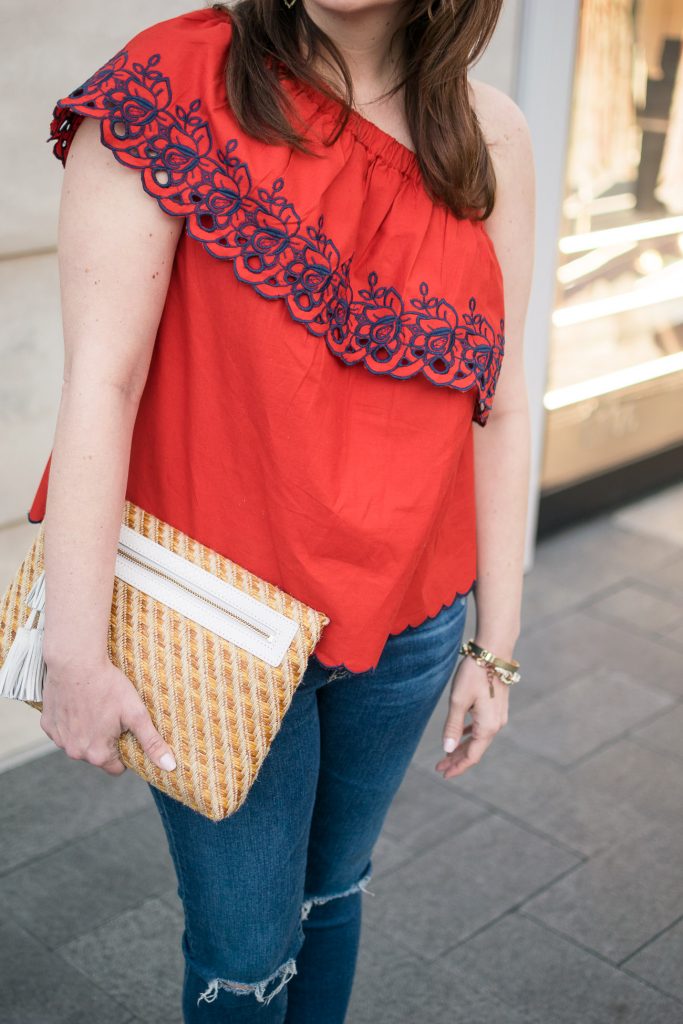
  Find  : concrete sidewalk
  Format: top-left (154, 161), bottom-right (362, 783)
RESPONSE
top-left (1, 486), bottom-right (682, 1023)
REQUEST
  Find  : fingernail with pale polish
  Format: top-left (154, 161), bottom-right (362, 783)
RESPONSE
top-left (160, 753), bottom-right (177, 771)
top-left (443, 738), bottom-right (457, 753)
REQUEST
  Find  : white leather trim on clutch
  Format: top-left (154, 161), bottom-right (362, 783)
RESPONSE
top-left (115, 524), bottom-right (299, 667)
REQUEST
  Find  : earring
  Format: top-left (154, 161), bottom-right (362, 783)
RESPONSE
top-left (283, 0), bottom-right (296, 7)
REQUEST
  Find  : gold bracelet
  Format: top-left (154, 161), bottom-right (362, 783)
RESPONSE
top-left (459, 638), bottom-right (521, 697)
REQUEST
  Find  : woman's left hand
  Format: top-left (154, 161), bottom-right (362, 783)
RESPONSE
top-left (435, 654), bottom-right (509, 779)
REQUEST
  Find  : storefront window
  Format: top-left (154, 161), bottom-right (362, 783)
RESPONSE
top-left (541, 0), bottom-right (683, 492)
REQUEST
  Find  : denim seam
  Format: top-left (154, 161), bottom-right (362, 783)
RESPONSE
top-left (153, 789), bottom-right (190, 908)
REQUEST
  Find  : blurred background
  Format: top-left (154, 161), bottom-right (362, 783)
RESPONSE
top-left (1, 2), bottom-right (682, 1022)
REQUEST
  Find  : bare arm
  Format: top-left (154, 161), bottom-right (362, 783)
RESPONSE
top-left (471, 85), bottom-right (535, 659)
top-left (438, 84), bottom-right (535, 778)
top-left (40, 115), bottom-right (184, 776)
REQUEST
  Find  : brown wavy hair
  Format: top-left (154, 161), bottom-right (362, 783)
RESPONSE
top-left (211, 0), bottom-right (503, 220)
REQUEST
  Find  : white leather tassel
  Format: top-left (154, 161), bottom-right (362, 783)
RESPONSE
top-left (26, 570), bottom-right (46, 613)
top-left (0, 571), bottom-right (48, 702)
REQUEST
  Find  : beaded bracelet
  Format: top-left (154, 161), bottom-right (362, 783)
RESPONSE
top-left (459, 638), bottom-right (521, 697)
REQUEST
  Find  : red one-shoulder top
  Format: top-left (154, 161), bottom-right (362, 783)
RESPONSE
top-left (27, 6), bottom-right (506, 672)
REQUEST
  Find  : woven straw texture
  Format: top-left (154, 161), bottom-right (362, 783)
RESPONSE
top-left (0, 501), bottom-right (330, 821)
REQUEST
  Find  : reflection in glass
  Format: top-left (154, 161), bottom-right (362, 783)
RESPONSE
top-left (542, 0), bottom-right (683, 491)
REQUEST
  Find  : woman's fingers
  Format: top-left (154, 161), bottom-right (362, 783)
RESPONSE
top-left (83, 745), bottom-right (128, 776)
top-left (442, 693), bottom-right (470, 754)
top-left (100, 760), bottom-right (128, 777)
top-left (434, 722), bottom-right (472, 769)
top-left (438, 696), bottom-right (507, 774)
top-left (121, 696), bottom-right (177, 773)
top-left (439, 731), bottom-right (494, 778)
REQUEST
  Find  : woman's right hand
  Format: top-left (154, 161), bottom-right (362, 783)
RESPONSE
top-left (40, 652), bottom-right (177, 777)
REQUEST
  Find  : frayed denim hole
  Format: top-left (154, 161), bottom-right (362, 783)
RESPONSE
top-left (300, 865), bottom-right (375, 922)
top-left (196, 957), bottom-right (298, 1007)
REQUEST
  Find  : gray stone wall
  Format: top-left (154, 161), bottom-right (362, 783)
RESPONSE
top-left (0, 1), bottom-right (191, 528)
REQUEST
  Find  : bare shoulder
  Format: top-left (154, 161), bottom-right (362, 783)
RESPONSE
top-left (466, 76), bottom-right (535, 238)
top-left (466, 77), bottom-right (532, 148)
top-left (467, 77), bottom-right (534, 176)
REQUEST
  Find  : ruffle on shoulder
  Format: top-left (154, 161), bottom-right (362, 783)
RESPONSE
top-left (47, 8), bottom-right (505, 425)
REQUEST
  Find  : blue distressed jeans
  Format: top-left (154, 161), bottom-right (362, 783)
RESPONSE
top-left (147, 593), bottom-right (469, 1023)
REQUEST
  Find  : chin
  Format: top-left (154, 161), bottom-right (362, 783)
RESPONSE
top-left (305, 0), bottom-right (401, 17)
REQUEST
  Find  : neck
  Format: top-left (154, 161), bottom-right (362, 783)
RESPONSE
top-left (301, 0), bottom-right (406, 104)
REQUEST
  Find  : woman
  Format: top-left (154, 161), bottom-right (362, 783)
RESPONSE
top-left (30, 0), bottom-right (534, 1019)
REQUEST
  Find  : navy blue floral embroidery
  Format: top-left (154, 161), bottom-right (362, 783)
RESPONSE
top-left (48, 50), bottom-right (505, 424)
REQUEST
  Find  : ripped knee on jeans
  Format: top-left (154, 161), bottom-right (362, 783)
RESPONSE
top-left (195, 866), bottom-right (375, 1005)
top-left (197, 957), bottom-right (298, 1007)
top-left (300, 866), bottom-right (375, 922)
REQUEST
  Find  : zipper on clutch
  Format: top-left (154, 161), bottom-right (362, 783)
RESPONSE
top-left (116, 543), bottom-right (275, 642)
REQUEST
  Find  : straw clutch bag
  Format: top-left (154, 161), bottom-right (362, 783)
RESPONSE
top-left (0, 500), bottom-right (330, 821)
